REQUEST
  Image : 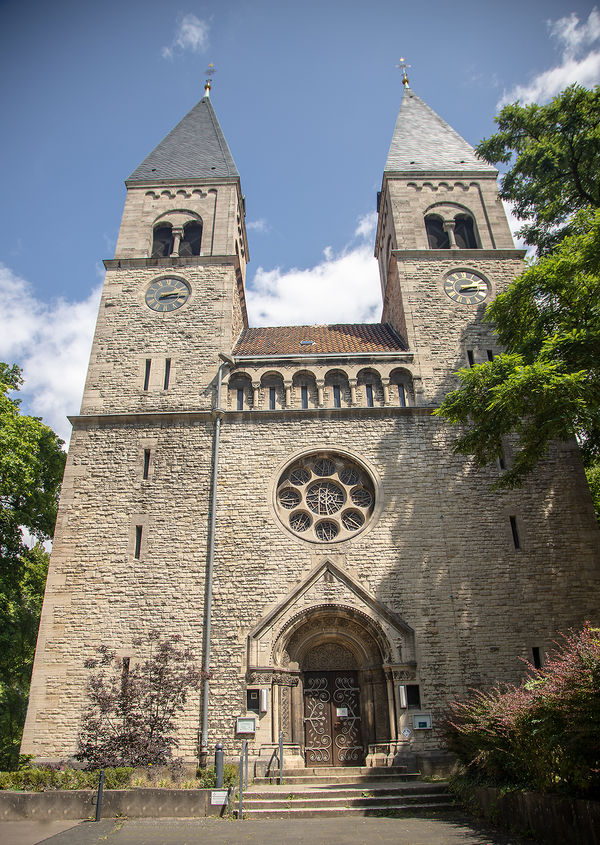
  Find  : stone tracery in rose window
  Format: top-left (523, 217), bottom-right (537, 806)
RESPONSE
top-left (275, 453), bottom-right (375, 543)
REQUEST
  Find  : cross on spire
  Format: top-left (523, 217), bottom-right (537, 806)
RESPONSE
top-left (204, 63), bottom-right (216, 96)
top-left (396, 57), bottom-right (411, 88)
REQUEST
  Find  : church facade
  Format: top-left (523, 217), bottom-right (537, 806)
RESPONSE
top-left (22, 81), bottom-right (600, 770)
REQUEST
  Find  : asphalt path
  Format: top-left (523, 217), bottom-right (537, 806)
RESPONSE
top-left (1, 812), bottom-right (540, 845)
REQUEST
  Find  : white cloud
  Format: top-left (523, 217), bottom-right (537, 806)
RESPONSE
top-left (354, 211), bottom-right (378, 240)
top-left (498, 8), bottom-right (600, 106)
top-left (502, 201), bottom-right (536, 258)
top-left (246, 214), bottom-right (381, 327)
top-left (246, 219), bottom-right (269, 233)
top-left (162, 14), bottom-right (209, 60)
top-left (0, 264), bottom-right (100, 444)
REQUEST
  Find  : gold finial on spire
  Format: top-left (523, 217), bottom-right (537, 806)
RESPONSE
top-left (204, 63), bottom-right (216, 96)
top-left (396, 57), bottom-right (411, 88)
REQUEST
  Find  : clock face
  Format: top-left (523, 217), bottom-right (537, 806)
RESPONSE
top-left (145, 278), bottom-right (190, 312)
top-left (444, 271), bottom-right (489, 305)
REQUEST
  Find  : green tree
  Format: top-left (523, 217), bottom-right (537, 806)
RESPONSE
top-left (0, 363), bottom-right (66, 769)
top-left (435, 208), bottom-right (600, 491)
top-left (476, 84), bottom-right (600, 255)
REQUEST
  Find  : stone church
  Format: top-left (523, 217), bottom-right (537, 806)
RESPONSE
top-left (22, 77), bottom-right (600, 771)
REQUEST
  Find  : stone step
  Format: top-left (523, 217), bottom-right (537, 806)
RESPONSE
top-left (243, 792), bottom-right (451, 810)
top-left (271, 766), bottom-right (409, 777)
top-left (254, 772), bottom-right (421, 785)
top-left (236, 800), bottom-right (455, 819)
top-left (248, 783), bottom-right (449, 800)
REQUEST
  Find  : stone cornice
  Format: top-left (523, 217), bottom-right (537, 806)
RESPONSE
top-left (68, 405), bottom-right (437, 428)
top-left (392, 248), bottom-right (526, 261)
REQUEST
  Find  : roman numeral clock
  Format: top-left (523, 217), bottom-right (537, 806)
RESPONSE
top-left (443, 270), bottom-right (489, 305)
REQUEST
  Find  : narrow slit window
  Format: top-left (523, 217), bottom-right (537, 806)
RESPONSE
top-left (498, 446), bottom-right (506, 471)
top-left (398, 384), bottom-right (406, 407)
top-left (487, 349), bottom-right (494, 361)
top-left (237, 388), bottom-right (244, 411)
top-left (301, 385), bottom-right (308, 409)
top-left (163, 358), bottom-right (171, 390)
top-left (143, 449), bottom-right (151, 480)
top-left (333, 385), bottom-right (341, 408)
top-left (269, 387), bottom-right (276, 410)
top-left (121, 657), bottom-right (130, 693)
top-left (366, 384), bottom-right (374, 407)
top-left (532, 647), bottom-right (542, 669)
top-left (143, 359), bottom-right (151, 391)
top-left (509, 515), bottom-right (520, 549)
top-left (134, 525), bottom-right (142, 559)
top-left (467, 349), bottom-right (475, 368)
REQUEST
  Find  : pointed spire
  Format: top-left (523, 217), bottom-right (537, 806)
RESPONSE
top-left (127, 93), bottom-right (239, 183)
top-left (384, 88), bottom-right (496, 173)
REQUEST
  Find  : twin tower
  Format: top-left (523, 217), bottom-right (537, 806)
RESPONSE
top-left (23, 83), bottom-right (599, 770)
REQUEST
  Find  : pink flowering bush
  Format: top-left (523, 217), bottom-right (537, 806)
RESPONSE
top-left (441, 624), bottom-right (600, 797)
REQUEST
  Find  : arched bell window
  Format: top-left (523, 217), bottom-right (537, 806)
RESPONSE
top-left (179, 221), bottom-right (202, 256)
top-left (151, 224), bottom-right (174, 258)
top-left (454, 214), bottom-right (478, 249)
top-left (425, 214), bottom-right (450, 249)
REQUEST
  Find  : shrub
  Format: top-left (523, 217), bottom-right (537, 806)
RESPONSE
top-left (0, 766), bottom-right (134, 791)
top-left (441, 624), bottom-right (600, 797)
top-left (77, 632), bottom-right (202, 768)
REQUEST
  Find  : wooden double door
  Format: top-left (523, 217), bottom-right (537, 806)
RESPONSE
top-left (303, 670), bottom-right (364, 766)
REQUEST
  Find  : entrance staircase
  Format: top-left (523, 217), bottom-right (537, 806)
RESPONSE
top-left (237, 766), bottom-right (453, 818)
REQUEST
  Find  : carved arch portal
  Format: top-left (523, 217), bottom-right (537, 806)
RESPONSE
top-left (273, 606), bottom-right (392, 764)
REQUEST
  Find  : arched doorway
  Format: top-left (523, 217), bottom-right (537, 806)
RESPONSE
top-left (277, 607), bottom-right (391, 767)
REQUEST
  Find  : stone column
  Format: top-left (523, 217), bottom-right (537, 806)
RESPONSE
top-left (284, 381), bottom-right (292, 408)
top-left (252, 381), bottom-right (260, 409)
top-left (317, 380), bottom-right (324, 408)
top-left (349, 378), bottom-right (357, 406)
top-left (385, 670), bottom-right (397, 740)
top-left (443, 220), bottom-right (457, 247)
top-left (171, 227), bottom-right (183, 256)
top-left (381, 378), bottom-right (390, 406)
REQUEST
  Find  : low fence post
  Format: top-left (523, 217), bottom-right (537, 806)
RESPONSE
top-left (215, 742), bottom-right (224, 789)
top-left (94, 769), bottom-right (105, 822)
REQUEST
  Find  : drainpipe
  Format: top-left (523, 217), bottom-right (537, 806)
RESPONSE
top-left (199, 351), bottom-right (235, 767)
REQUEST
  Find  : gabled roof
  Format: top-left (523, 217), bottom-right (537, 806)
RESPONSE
top-left (385, 88), bottom-right (495, 173)
top-left (127, 95), bottom-right (239, 183)
top-left (234, 323), bottom-right (406, 357)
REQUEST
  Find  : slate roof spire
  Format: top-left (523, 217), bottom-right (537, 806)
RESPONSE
top-left (384, 88), bottom-right (496, 174)
top-left (127, 91), bottom-right (239, 183)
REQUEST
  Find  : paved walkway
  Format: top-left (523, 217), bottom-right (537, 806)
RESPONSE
top-left (1, 813), bottom-right (540, 845)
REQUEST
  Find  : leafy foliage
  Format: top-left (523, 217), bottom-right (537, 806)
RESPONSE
top-left (0, 765), bottom-right (134, 791)
top-left (476, 84), bottom-right (600, 255)
top-left (0, 363), bottom-right (66, 770)
top-left (441, 624), bottom-right (600, 798)
top-left (435, 208), bottom-right (600, 489)
top-left (586, 462), bottom-right (600, 523)
top-left (77, 632), bottom-right (202, 768)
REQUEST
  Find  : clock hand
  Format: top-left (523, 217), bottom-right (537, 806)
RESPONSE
top-left (458, 284), bottom-right (482, 292)
top-left (159, 290), bottom-right (183, 299)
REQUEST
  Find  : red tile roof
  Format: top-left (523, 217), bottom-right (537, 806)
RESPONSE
top-left (233, 323), bottom-right (406, 356)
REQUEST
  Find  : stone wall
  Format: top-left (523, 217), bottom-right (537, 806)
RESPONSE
top-left (22, 405), bottom-right (600, 761)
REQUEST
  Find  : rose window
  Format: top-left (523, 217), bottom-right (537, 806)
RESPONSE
top-left (275, 453), bottom-right (375, 543)
top-left (306, 481), bottom-right (344, 515)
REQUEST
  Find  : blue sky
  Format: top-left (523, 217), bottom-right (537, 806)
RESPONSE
top-left (1, 0), bottom-right (599, 441)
